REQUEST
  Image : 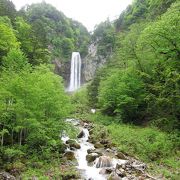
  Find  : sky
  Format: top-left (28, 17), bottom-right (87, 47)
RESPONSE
top-left (12, 0), bottom-right (132, 31)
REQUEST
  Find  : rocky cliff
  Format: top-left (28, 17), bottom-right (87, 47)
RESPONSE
top-left (82, 43), bottom-right (107, 82)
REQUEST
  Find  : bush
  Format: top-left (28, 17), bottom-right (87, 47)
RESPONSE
top-left (107, 123), bottom-right (179, 162)
top-left (98, 68), bottom-right (146, 123)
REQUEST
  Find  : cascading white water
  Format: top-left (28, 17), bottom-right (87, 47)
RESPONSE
top-left (75, 127), bottom-right (106, 180)
top-left (62, 119), bottom-right (128, 180)
top-left (69, 52), bottom-right (81, 92)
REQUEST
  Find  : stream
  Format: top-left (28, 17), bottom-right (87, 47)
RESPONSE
top-left (62, 119), bottom-right (154, 180)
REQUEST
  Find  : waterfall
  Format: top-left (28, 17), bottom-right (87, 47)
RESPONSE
top-left (69, 52), bottom-right (81, 92)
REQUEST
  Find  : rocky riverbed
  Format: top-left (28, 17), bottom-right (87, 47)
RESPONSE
top-left (61, 119), bottom-right (157, 180)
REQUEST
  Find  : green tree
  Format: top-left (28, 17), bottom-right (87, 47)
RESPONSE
top-left (98, 69), bottom-right (146, 123)
top-left (0, 22), bottom-right (19, 64)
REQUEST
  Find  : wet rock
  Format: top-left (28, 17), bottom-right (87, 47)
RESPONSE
top-left (61, 143), bottom-right (68, 153)
top-left (66, 139), bottom-right (81, 149)
top-left (87, 148), bottom-right (103, 156)
top-left (106, 148), bottom-right (115, 153)
top-left (71, 143), bottom-right (81, 149)
top-left (132, 163), bottom-right (147, 171)
top-left (66, 139), bottom-right (75, 144)
top-left (108, 171), bottom-right (122, 180)
top-left (61, 174), bottom-right (78, 180)
top-left (0, 172), bottom-right (16, 180)
top-left (64, 151), bottom-right (75, 160)
top-left (115, 152), bottom-right (127, 160)
top-left (100, 139), bottom-right (109, 145)
top-left (99, 167), bottom-right (115, 175)
top-left (86, 153), bottom-right (99, 163)
top-left (70, 147), bottom-right (76, 151)
top-left (96, 156), bottom-right (112, 168)
top-left (99, 168), bottom-right (106, 175)
top-left (115, 169), bottom-right (126, 178)
top-left (89, 129), bottom-right (93, 135)
top-left (94, 142), bottom-right (104, 148)
top-left (88, 137), bottom-right (96, 144)
top-left (87, 148), bottom-right (95, 154)
top-left (77, 130), bottom-right (85, 138)
top-left (84, 123), bottom-right (89, 128)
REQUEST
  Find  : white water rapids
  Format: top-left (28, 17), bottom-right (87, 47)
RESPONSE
top-left (75, 127), bottom-right (106, 180)
top-left (62, 119), bottom-right (127, 180)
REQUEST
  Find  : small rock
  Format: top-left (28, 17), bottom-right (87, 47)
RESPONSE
top-left (77, 130), bottom-right (85, 138)
top-left (94, 142), bottom-right (104, 148)
top-left (66, 139), bottom-right (81, 149)
top-left (71, 143), bottom-right (81, 149)
top-left (116, 169), bottom-right (126, 178)
top-left (84, 123), bottom-right (89, 128)
top-left (89, 129), bottom-right (93, 135)
top-left (86, 153), bottom-right (99, 163)
top-left (64, 151), bottom-right (75, 160)
top-left (87, 148), bottom-right (103, 156)
top-left (108, 172), bottom-right (122, 180)
top-left (100, 139), bottom-right (109, 145)
top-left (66, 139), bottom-right (75, 144)
top-left (99, 167), bottom-right (116, 175)
top-left (115, 152), bottom-right (127, 160)
top-left (0, 172), bottom-right (16, 180)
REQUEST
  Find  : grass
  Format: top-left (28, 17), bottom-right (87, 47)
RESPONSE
top-left (86, 112), bottom-right (180, 179)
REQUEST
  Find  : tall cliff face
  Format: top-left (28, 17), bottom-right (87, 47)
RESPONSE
top-left (53, 59), bottom-right (70, 87)
top-left (82, 43), bottom-right (107, 82)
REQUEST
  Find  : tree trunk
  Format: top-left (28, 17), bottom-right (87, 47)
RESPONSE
top-left (19, 129), bottom-right (23, 146)
top-left (11, 130), bottom-right (14, 145)
top-left (1, 134), bottom-right (3, 146)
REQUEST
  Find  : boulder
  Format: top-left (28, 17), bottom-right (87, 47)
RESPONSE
top-left (87, 148), bottom-right (103, 156)
top-left (115, 152), bottom-right (127, 160)
top-left (94, 142), bottom-right (104, 148)
top-left (96, 156), bottom-right (112, 168)
top-left (87, 148), bottom-right (95, 154)
top-left (71, 143), bottom-right (81, 149)
top-left (86, 153), bottom-right (99, 163)
top-left (108, 172), bottom-right (121, 180)
top-left (66, 139), bottom-right (81, 149)
top-left (66, 139), bottom-right (76, 144)
top-left (89, 129), bottom-right (93, 135)
top-left (0, 172), bottom-right (16, 180)
top-left (100, 139), bottom-right (109, 145)
top-left (64, 151), bottom-right (75, 160)
top-left (99, 167), bottom-right (114, 175)
top-left (77, 130), bottom-right (85, 138)
top-left (84, 123), bottom-right (89, 128)
top-left (115, 169), bottom-right (126, 178)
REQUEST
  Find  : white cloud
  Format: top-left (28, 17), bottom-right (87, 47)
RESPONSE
top-left (12, 0), bottom-right (132, 31)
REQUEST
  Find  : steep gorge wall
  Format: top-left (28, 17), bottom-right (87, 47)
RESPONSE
top-left (82, 43), bottom-right (107, 82)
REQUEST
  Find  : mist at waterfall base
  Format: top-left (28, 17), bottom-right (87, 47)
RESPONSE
top-left (68, 52), bottom-right (81, 92)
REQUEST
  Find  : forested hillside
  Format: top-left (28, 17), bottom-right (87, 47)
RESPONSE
top-left (88, 0), bottom-right (180, 132)
top-left (0, 0), bottom-right (88, 178)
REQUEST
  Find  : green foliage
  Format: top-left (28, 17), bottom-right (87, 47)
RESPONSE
top-left (70, 85), bottom-right (89, 117)
top-left (89, 1), bottom-right (180, 131)
top-left (0, 61), bottom-right (71, 166)
top-left (98, 69), bottom-right (146, 123)
top-left (61, 38), bottom-right (74, 59)
top-left (93, 20), bottom-right (115, 57)
top-left (88, 113), bottom-right (179, 179)
top-left (2, 48), bottom-right (28, 71)
top-left (0, 0), bottom-right (16, 21)
top-left (115, 0), bottom-right (176, 31)
top-left (23, 2), bottom-right (89, 61)
top-left (0, 21), bottom-right (19, 62)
